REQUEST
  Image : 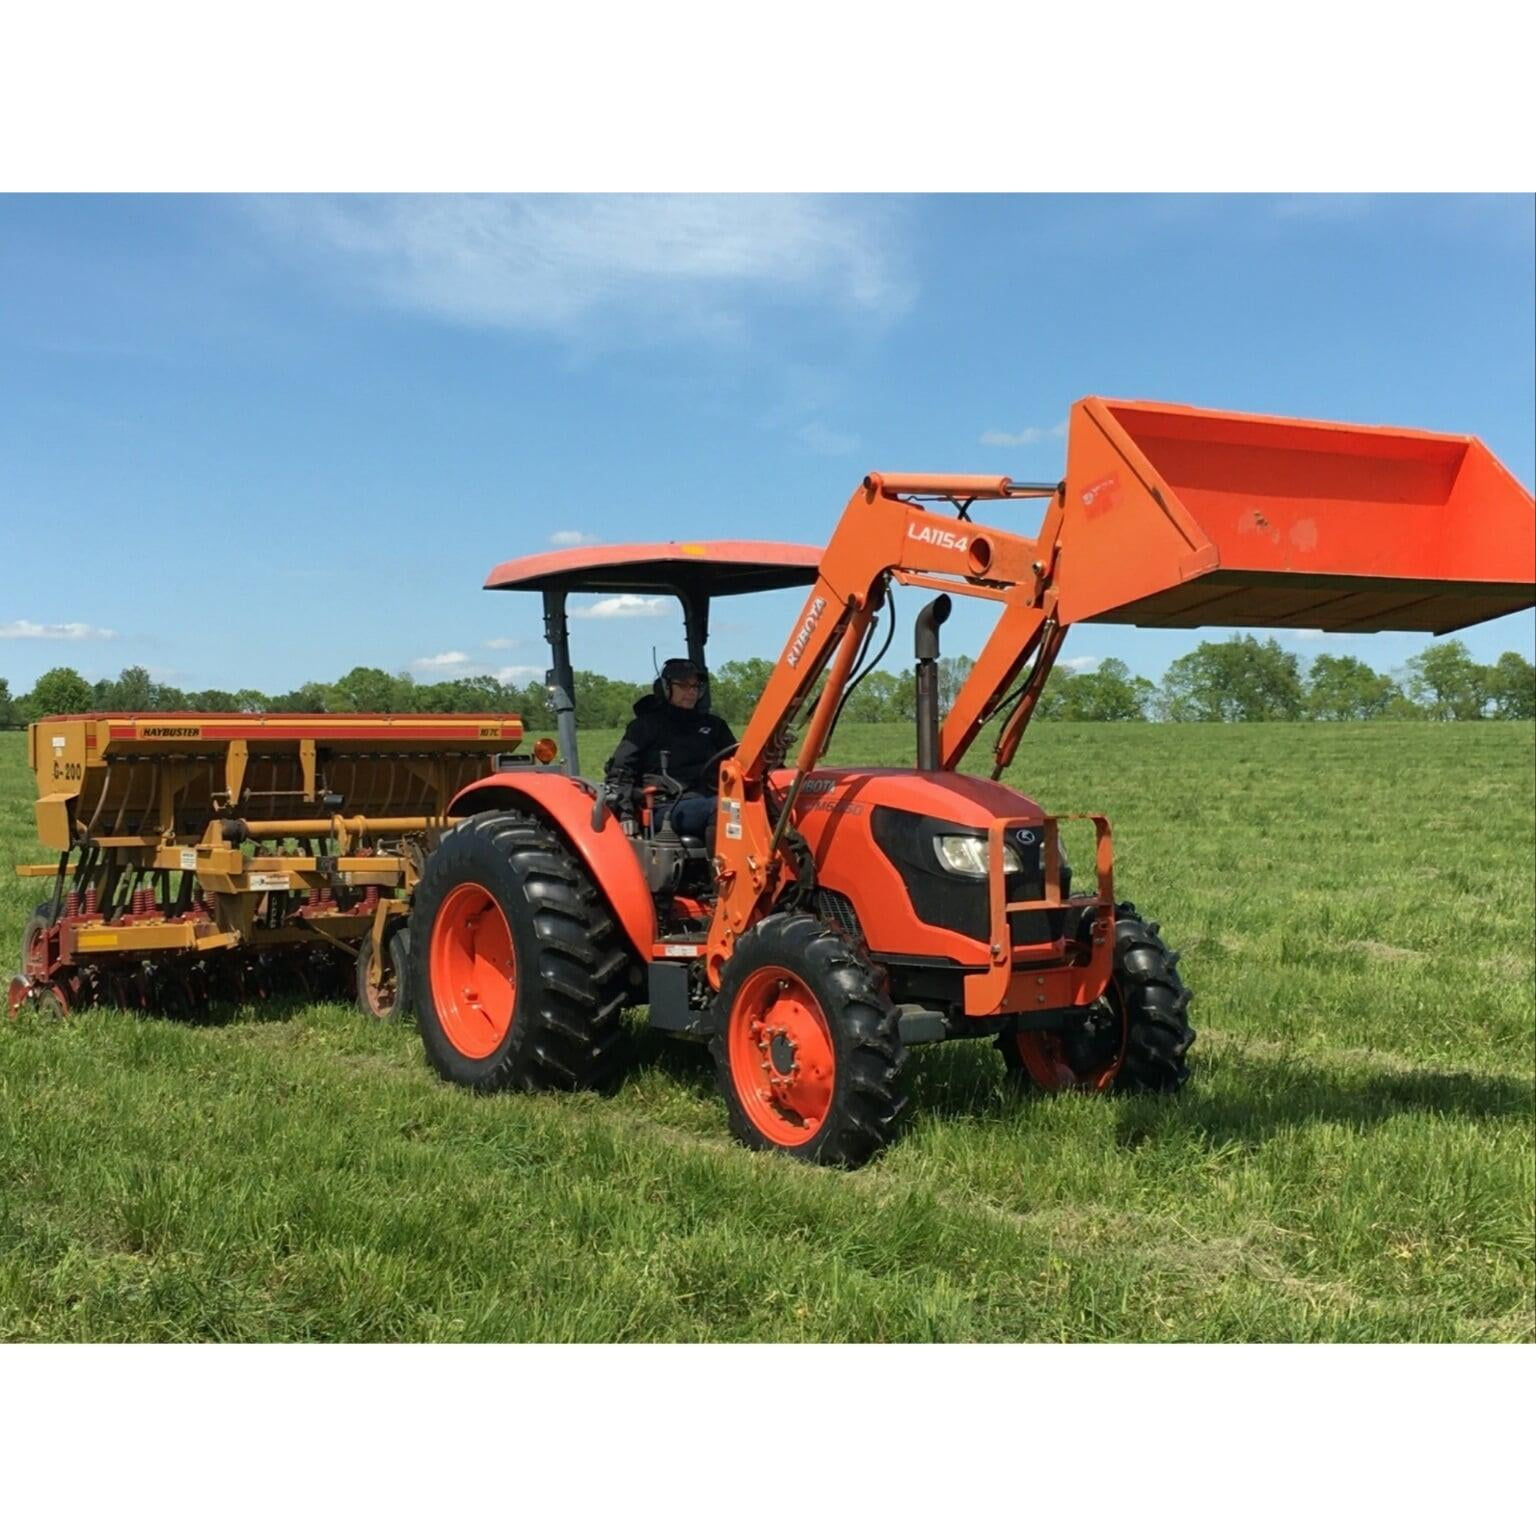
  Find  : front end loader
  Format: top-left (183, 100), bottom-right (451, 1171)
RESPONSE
top-left (405, 397), bottom-right (1534, 1166)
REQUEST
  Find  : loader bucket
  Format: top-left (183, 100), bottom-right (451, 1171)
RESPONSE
top-left (1055, 397), bottom-right (1535, 633)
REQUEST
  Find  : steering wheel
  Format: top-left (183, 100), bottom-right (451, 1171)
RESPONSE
top-left (700, 742), bottom-right (739, 776)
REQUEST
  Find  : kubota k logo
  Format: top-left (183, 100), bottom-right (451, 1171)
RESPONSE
top-left (907, 520), bottom-right (969, 552)
top-left (786, 597), bottom-right (827, 668)
top-left (1081, 476), bottom-right (1120, 519)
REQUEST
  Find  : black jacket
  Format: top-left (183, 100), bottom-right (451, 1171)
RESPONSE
top-left (605, 695), bottom-right (737, 795)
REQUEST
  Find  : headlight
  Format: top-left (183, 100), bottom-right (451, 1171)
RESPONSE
top-left (932, 833), bottom-right (1024, 878)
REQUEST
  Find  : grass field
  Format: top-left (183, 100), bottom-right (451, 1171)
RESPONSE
top-left (0, 721), bottom-right (1532, 1342)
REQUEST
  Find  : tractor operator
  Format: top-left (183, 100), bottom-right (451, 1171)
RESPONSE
top-left (604, 657), bottom-right (736, 843)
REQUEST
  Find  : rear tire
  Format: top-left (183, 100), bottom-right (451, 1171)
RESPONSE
top-left (410, 809), bottom-right (631, 1092)
top-left (999, 901), bottom-right (1194, 1094)
top-left (710, 913), bottom-right (907, 1168)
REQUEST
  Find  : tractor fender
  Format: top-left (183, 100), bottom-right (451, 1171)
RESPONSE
top-left (446, 773), bottom-right (656, 958)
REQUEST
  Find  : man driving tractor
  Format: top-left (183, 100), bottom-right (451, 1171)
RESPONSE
top-left (604, 657), bottom-right (736, 842)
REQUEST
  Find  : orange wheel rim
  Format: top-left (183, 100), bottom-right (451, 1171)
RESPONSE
top-left (429, 882), bottom-right (516, 1059)
top-left (726, 966), bottom-right (836, 1146)
top-left (1013, 980), bottom-right (1129, 1092)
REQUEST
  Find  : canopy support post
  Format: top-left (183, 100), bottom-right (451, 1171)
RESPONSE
top-left (542, 588), bottom-right (580, 775)
top-left (681, 588), bottom-right (712, 713)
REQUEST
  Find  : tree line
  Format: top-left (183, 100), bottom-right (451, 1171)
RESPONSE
top-left (2, 636), bottom-right (1532, 731)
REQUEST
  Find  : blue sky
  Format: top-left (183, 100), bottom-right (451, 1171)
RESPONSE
top-left (1, 193), bottom-right (1531, 699)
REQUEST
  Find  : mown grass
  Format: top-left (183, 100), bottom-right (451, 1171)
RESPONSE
top-left (1, 722), bottom-right (1532, 1341)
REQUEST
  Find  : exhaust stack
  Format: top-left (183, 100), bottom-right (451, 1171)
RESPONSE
top-left (915, 593), bottom-right (952, 771)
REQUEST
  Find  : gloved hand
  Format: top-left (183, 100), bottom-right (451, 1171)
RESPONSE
top-left (603, 780), bottom-right (638, 813)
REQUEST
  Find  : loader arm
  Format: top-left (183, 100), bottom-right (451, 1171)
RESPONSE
top-left (705, 398), bottom-right (1535, 986)
top-left (708, 473), bottom-right (1061, 981)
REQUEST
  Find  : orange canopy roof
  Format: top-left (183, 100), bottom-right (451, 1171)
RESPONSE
top-left (484, 540), bottom-right (823, 597)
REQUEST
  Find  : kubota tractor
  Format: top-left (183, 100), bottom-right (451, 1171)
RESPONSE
top-left (408, 397), bottom-right (1535, 1167)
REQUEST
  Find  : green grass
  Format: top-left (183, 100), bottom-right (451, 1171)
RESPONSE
top-left (1, 722), bottom-right (1532, 1341)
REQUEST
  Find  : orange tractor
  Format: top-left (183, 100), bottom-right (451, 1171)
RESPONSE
top-left (408, 397), bottom-right (1535, 1166)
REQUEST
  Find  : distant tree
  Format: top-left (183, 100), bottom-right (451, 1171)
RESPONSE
top-left (937, 655), bottom-right (974, 715)
top-left (841, 667), bottom-right (912, 724)
top-left (1049, 658), bottom-right (1156, 721)
top-left (505, 679), bottom-right (554, 731)
top-left (29, 666), bottom-right (93, 718)
top-left (710, 658), bottom-right (775, 725)
top-left (1381, 690), bottom-right (1426, 720)
top-left (329, 666), bottom-right (407, 713)
top-left (268, 682), bottom-right (330, 712)
top-left (1486, 651), bottom-right (1535, 720)
top-left (108, 664), bottom-right (156, 711)
top-left (0, 676), bottom-right (11, 727)
top-left (414, 674), bottom-right (519, 713)
top-left (569, 669), bottom-right (643, 731)
top-left (1304, 654), bottom-right (1400, 721)
top-left (1157, 636), bottom-right (1303, 722)
top-left (1403, 640), bottom-right (1489, 721)
top-left (14, 645), bottom-right (1514, 733)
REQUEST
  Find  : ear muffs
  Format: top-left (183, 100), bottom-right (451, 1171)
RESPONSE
top-left (658, 659), bottom-right (705, 699)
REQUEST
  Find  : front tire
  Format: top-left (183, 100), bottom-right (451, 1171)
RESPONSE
top-left (710, 913), bottom-right (907, 1168)
top-left (410, 809), bottom-right (631, 1092)
top-left (1000, 901), bottom-right (1194, 1094)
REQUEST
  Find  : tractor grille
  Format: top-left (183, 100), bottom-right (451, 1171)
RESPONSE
top-left (870, 806), bottom-right (1069, 949)
top-left (816, 888), bottom-right (864, 943)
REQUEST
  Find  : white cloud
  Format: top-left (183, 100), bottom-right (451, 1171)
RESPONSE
top-left (979, 421), bottom-right (1068, 448)
top-left (569, 595), bottom-right (670, 620)
top-left (411, 650), bottom-right (471, 672)
top-left (1, 619), bottom-right (116, 640)
top-left (1059, 655), bottom-right (1101, 673)
top-left (251, 195), bottom-right (912, 338)
top-left (494, 665), bottom-right (544, 684)
top-left (1242, 627), bottom-right (1328, 643)
top-left (549, 530), bottom-right (598, 547)
top-left (484, 637), bottom-right (522, 651)
top-left (797, 422), bottom-right (859, 456)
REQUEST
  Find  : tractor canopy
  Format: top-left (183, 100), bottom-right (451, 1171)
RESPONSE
top-left (1055, 398), bottom-right (1535, 634)
top-left (484, 541), bottom-right (824, 777)
top-left (485, 541), bottom-right (823, 599)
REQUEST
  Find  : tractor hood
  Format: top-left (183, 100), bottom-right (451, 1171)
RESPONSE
top-left (774, 767), bottom-right (1049, 967)
top-left (776, 766), bottom-right (1042, 846)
